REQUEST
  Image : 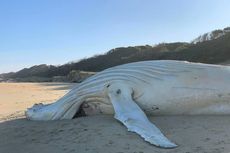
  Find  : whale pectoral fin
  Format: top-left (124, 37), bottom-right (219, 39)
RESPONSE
top-left (107, 83), bottom-right (177, 148)
top-left (113, 101), bottom-right (177, 148)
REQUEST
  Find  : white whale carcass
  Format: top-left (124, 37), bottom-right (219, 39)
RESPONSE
top-left (26, 60), bottom-right (230, 148)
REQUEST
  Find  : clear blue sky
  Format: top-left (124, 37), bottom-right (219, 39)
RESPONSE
top-left (0, 0), bottom-right (230, 73)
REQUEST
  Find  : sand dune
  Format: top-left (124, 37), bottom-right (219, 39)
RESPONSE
top-left (1, 83), bottom-right (230, 153)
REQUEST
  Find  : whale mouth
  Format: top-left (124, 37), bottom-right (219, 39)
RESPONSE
top-left (72, 104), bottom-right (87, 118)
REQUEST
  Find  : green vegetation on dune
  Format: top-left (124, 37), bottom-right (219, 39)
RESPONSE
top-left (1, 29), bottom-right (230, 82)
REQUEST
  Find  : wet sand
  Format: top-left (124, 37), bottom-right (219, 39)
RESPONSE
top-left (1, 83), bottom-right (230, 153)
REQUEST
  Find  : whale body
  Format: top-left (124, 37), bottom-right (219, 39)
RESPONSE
top-left (26, 60), bottom-right (230, 148)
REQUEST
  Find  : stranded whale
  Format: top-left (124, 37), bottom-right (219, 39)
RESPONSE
top-left (26, 60), bottom-right (230, 148)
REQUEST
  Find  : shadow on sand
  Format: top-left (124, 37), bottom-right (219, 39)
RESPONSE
top-left (1, 115), bottom-right (230, 153)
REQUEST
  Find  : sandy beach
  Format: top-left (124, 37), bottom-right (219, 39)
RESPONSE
top-left (1, 83), bottom-right (230, 153)
top-left (0, 83), bottom-right (75, 121)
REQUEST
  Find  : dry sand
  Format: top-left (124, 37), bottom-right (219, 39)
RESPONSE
top-left (1, 83), bottom-right (230, 153)
top-left (0, 83), bottom-right (75, 121)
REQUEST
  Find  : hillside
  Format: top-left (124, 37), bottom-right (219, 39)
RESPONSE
top-left (1, 27), bottom-right (230, 82)
top-left (192, 27), bottom-right (230, 44)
